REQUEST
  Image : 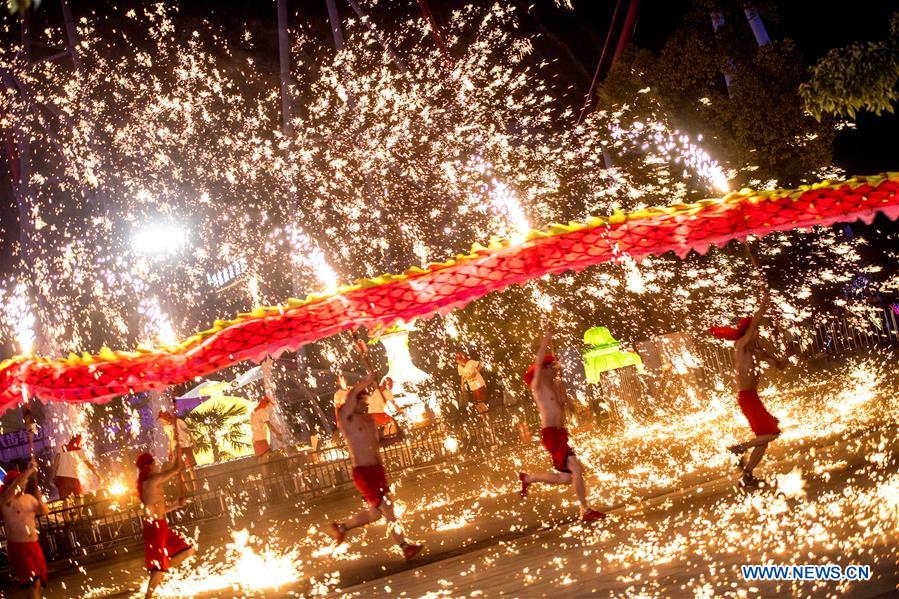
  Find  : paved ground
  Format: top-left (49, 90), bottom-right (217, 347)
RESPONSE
top-left (6, 356), bottom-right (899, 598)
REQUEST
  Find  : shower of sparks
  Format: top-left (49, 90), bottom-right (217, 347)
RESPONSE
top-left (0, 0), bottom-right (847, 371)
top-left (0, 3), bottom-right (896, 595)
top-left (138, 297), bottom-right (177, 346)
top-left (1, 281), bottom-right (36, 354)
top-left (47, 353), bottom-right (899, 598)
top-left (281, 224), bottom-right (341, 295)
top-left (150, 529), bottom-right (304, 597)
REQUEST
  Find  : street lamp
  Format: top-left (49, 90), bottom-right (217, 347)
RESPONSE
top-left (131, 224), bottom-right (187, 257)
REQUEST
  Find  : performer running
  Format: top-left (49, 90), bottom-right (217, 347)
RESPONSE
top-left (712, 283), bottom-right (788, 488)
top-left (327, 376), bottom-right (423, 560)
top-left (456, 352), bottom-right (488, 414)
top-left (518, 327), bottom-right (605, 523)
top-left (1, 460), bottom-right (49, 599)
top-left (51, 434), bottom-right (100, 503)
top-left (157, 410), bottom-right (198, 492)
top-left (136, 452), bottom-right (195, 599)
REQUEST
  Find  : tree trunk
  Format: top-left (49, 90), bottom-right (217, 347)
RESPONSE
top-left (60, 0), bottom-right (80, 68)
top-left (609, 0), bottom-right (640, 74)
top-left (416, 0), bottom-right (452, 64)
top-left (709, 11), bottom-right (734, 95)
top-left (276, 0), bottom-right (294, 137)
top-left (743, 5), bottom-right (771, 46)
top-left (325, 0), bottom-right (344, 51)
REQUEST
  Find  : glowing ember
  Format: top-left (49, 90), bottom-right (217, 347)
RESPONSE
top-left (153, 529), bottom-right (303, 597)
top-left (443, 436), bottom-right (460, 454)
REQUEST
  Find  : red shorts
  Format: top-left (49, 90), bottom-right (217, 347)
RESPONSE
top-left (352, 464), bottom-right (389, 508)
top-left (176, 446), bottom-right (197, 468)
top-left (370, 412), bottom-right (393, 426)
top-left (541, 427), bottom-right (575, 473)
top-left (737, 389), bottom-right (781, 436)
top-left (7, 541), bottom-right (47, 587)
top-left (54, 475), bottom-right (83, 499)
top-left (253, 440), bottom-right (271, 456)
top-left (143, 518), bottom-right (192, 572)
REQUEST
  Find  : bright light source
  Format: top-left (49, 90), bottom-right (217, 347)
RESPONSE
top-left (132, 224), bottom-right (187, 256)
top-left (107, 479), bottom-right (128, 497)
top-left (443, 436), bottom-right (459, 453)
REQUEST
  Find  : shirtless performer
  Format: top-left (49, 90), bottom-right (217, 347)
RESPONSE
top-left (712, 282), bottom-right (788, 488)
top-left (0, 461), bottom-right (49, 598)
top-left (136, 452), bottom-right (195, 599)
top-left (518, 327), bottom-right (605, 523)
top-left (327, 376), bottom-right (423, 560)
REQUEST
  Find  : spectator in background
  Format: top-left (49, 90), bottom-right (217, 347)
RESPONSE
top-left (251, 394), bottom-right (285, 476)
top-left (157, 410), bottom-right (198, 493)
top-left (456, 352), bottom-right (488, 414)
top-left (51, 434), bottom-right (100, 504)
top-left (369, 377), bottom-right (400, 439)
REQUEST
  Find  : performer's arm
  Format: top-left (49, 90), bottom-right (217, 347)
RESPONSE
top-left (151, 461), bottom-right (184, 485)
top-left (756, 336), bottom-right (788, 369)
top-left (746, 285), bottom-right (770, 340)
top-left (85, 458), bottom-right (102, 480)
top-left (262, 357), bottom-right (276, 401)
top-left (267, 421), bottom-right (285, 442)
top-left (340, 377), bottom-right (374, 417)
top-left (165, 497), bottom-right (187, 512)
top-left (531, 327), bottom-right (553, 389)
top-left (33, 487), bottom-right (50, 517)
top-left (6, 464), bottom-right (37, 498)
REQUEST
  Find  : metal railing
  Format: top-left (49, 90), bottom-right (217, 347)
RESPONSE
top-left (26, 414), bottom-right (521, 563)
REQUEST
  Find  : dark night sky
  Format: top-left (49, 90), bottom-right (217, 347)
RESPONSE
top-left (28, 0), bottom-right (899, 168)
top-left (2, 0), bottom-right (897, 268)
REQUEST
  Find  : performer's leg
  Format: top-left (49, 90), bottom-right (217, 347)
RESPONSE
top-left (145, 571), bottom-right (164, 599)
top-left (377, 496), bottom-right (407, 547)
top-left (729, 433), bottom-right (778, 455)
top-left (743, 442), bottom-right (769, 475)
top-left (168, 546), bottom-right (195, 570)
top-left (522, 470), bottom-right (572, 486)
top-left (342, 505), bottom-right (382, 532)
top-left (567, 456), bottom-right (589, 513)
top-left (26, 579), bottom-right (41, 599)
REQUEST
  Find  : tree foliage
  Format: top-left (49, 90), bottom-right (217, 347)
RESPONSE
top-left (599, 3), bottom-right (835, 187)
top-left (800, 12), bottom-right (899, 120)
top-left (184, 404), bottom-right (250, 463)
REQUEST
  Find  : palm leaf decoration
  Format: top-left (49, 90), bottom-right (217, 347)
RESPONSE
top-left (184, 404), bottom-right (251, 463)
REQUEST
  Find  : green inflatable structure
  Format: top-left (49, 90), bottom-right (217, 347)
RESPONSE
top-left (582, 326), bottom-right (643, 384)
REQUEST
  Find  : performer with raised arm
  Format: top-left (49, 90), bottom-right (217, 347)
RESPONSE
top-left (518, 326), bottom-right (606, 523)
top-left (0, 460), bottom-right (49, 599)
top-left (327, 372), bottom-right (423, 561)
top-left (51, 434), bottom-right (101, 504)
top-left (712, 252), bottom-right (788, 488)
top-left (136, 452), bottom-right (195, 599)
